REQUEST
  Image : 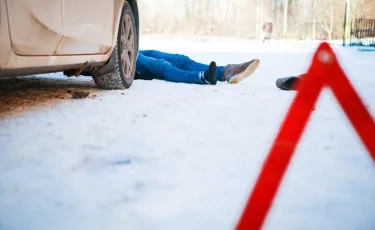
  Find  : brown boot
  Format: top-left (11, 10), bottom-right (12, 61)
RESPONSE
top-left (223, 59), bottom-right (260, 84)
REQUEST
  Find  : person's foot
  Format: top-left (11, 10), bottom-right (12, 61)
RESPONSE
top-left (275, 73), bottom-right (306, 90)
top-left (276, 76), bottom-right (300, 90)
top-left (223, 59), bottom-right (260, 84)
top-left (201, 61), bottom-right (217, 85)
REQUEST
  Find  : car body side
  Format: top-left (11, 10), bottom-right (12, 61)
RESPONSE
top-left (0, 0), bottom-right (139, 78)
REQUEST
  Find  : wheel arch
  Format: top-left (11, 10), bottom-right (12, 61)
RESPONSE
top-left (127, 0), bottom-right (139, 57)
top-left (88, 0), bottom-right (139, 78)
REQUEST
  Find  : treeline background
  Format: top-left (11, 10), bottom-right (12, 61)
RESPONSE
top-left (137, 0), bottom-right (375, 40)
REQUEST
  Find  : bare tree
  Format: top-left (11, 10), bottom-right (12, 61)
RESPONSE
top-left (315, 0), bottom-right (334, 39)
top-left (282, 0), bottom-right (289, 38)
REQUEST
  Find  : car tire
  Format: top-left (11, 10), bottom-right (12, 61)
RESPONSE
top-left (92, 1), bottom-right (138, 89)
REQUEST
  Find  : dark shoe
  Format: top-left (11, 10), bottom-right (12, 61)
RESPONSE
top-left (276, 76), bottom-right (300, 90)
top-left (202, 61), bottom-right (217, 85)
top-left (223, 59), bottom-right (260, 84)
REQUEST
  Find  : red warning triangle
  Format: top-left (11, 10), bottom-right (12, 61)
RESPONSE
top-left (236, 42), bottom-right (375, 230)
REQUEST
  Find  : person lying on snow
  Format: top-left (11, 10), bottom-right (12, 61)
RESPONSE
top-left (135, 50), bottom-right (260, 85)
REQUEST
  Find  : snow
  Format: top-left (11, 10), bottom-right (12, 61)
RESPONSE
top-left (0, 36), bottom-right (375, 230)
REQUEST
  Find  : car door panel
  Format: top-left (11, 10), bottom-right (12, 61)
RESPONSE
top-left (55, 0), bottom-right (115, 55)
top-left (5, 0), bottom-right (63, 56)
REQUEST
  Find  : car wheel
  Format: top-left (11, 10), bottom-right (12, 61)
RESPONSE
top-left (92, 1), bottom-right (138, 89)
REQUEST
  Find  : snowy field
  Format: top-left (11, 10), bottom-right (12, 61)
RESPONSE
top-left (0, 36), bottom-right (375, 230)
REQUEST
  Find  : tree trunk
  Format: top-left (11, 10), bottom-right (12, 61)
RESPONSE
top-left (329, 0), bottom-right (334, 40)
top-left (344, 0), bottom-right (351, 45)
top-left (236, 0), bottom-right (241, 37)
top-left (256, 0), bottom-right (260, 39)
top-left (311, 0), bottom-right (316, 39)
top-left (192, 0), bottom-right (197, 34)
top-left (283, 0), bottom-right (289, 38)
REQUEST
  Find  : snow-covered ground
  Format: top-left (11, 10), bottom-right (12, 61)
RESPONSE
top-left (0, 36), bottom-right (375, 230)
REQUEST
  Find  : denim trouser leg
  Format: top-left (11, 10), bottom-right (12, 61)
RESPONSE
top-left (136, 54), bottom-right (205, 84)
top-left (140, 50), bottom-right (225, 81)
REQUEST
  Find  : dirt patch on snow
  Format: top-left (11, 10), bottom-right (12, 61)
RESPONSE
top-left (0, 76), bottom-right (100, 118)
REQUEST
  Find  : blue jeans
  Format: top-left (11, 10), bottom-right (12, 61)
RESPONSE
top-left (135, 50), bottom-right (225, 84)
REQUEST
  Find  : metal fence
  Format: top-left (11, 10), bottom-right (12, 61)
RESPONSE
top-left (350, 19), bottom-right (375, 47)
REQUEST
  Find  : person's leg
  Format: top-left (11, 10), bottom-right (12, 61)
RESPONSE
top-left (135, 53), bottom-right (157, 80)
top-left (141, 50), bottom-right (262, 83)
top-left (141, 50), bottom-right (224, 82)
top-left (140, 50), bottom-right (260, 84)
top-left (136, 54), bottom-right (217, 84)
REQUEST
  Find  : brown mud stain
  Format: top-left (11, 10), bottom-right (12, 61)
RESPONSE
top-left (0, 76), bottom-right (100, 118)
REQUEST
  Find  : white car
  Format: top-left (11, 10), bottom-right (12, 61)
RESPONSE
top-left (0, 0), bottom-right (139, 89)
